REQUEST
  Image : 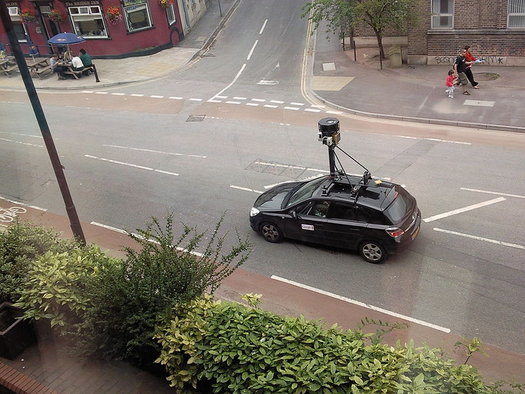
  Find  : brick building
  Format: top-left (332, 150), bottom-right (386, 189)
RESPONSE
top-left (352, 0), bottom-right (525, 66)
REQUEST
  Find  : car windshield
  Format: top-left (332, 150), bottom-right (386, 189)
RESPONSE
top-left (384, 190), bottom-right (410, 222)
top-left (286, 176), bottom-right (326, 208)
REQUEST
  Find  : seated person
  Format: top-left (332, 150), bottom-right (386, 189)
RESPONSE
top-left (79, 48), bottom-right (92, 67)
top-left (71, 55), bottom-right (84, 72)
top-left (49, 54), bottom-right (59, 71)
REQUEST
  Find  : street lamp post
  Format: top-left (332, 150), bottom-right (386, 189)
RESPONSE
top-left (0, 2), bottom-right (86, 245)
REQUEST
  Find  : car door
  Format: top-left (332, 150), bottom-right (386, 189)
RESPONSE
top-left (321, 202), bottom-right (366, 249)
top-left (284, 200), bottom-right (331, 245)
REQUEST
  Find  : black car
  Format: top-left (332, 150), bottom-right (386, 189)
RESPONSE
top-left (249, 174), bottom-right (421, 263)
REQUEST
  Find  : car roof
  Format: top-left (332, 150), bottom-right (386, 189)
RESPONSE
top-left (313, 175), bottom-right (396, 211)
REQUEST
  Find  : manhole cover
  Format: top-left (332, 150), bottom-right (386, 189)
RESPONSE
top-left (475, 72), bottom-right (500, 81)
top-left (186, 115), bottom-right (206, 122)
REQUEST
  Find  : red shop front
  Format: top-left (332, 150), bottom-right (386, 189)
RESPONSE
top-left (0, 0), bottom-right (184, 57)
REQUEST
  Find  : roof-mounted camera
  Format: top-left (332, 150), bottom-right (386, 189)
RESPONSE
top-left (318, 117), bottom-right (340, 147)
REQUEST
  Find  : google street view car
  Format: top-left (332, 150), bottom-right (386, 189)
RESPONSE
top-left (249, 118), bottom-right (421, 263)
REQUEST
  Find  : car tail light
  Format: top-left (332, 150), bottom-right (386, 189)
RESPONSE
top-left (386, 227), bottom-right (404, 238)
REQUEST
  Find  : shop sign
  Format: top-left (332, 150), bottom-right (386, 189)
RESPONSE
top-left (62, 0), bottom-right (100, 6)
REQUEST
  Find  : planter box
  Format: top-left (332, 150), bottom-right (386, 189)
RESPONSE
top-left (0, 302), bottom-right (36, 360)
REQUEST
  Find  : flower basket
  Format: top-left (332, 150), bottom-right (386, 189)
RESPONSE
top-left (48, 9), bottom-right (64, 23)
top-left (20, 8), bottom-right (36, 23)
top-left (159, 0), bottom-right (174, 8)
top-left (106, 6), bottom-right (122, 25)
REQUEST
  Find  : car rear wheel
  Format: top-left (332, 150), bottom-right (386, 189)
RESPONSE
top-left (359, 241), bottom-right (386, 264)
top-left (260, 222), bottom-right (283, 243)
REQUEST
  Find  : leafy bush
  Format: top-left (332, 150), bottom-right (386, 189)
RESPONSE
top-left (74, 214), bottom-right (250, 366)
top-left (0, 222), bottom-right (74, 303)
top-left (15, 246), bottom-right (117, 330)
top-left (157, 297), bottom-right (519, 393)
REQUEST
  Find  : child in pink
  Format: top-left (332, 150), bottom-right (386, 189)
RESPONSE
top-left (445, 69), bottom-right (456, 98)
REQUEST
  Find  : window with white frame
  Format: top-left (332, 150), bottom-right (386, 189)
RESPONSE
top-left (166, 4), bottom-right (176, 25)
top-left (8, 7), bottom-right (29, 42)
top-left (69, 6), bottom-right (108, 38)
top-left (124, 2), bottom-right (152, 32)
top-left (508, 0), bottom-right (525, 27)
top-left (431, 0), bottom-right (454, 29)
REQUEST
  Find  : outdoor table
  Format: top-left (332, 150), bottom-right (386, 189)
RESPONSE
top-left (0, 57), bottom-right (17, 76)
top-left (27, 58), bottom-right (50, 77)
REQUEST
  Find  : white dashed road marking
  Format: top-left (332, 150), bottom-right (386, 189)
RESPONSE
top-left (230, 185), bottom-right (263, 194)
top-left (433, 228), bottom-right (525, 250)
top-left (423, 197), bottom-right (506, 223)
top-left (85, 154), bottom-right (179, 176)
top-left (461, 187), bottom-right (525, 199)
top-left (271, 275), bottom-right (451, 333)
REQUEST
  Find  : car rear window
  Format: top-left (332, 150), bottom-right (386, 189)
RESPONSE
top-left (384, 191), bottom-right (409, 223)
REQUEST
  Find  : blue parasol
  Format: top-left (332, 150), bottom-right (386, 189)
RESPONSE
top-left (48, 32), bottom-right (86, 45)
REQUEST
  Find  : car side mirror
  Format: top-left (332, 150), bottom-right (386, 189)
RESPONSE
top-left (290, 210), bottom-right (297, 219)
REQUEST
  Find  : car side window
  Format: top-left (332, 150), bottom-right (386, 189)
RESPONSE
top-left (357, 205), bottom-right (388, 224)
top-left (327, 202), bottom-right (356, 220)
top-left (307, 201), bottom-right (330, 218)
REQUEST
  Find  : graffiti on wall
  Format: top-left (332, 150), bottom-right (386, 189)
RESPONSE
top-left (431, 55), bottom-right (507, 65)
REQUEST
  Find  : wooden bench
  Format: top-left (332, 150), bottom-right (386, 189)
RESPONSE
top-left (35, 64), bottom-right (53, 79)
top-left (63, 65), bottom-right (95, 80)
top-left (1, 64), bottom-right (18, 76)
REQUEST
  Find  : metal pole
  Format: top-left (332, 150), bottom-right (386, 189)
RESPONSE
top-left (328, 146), bottom-right (336, 177)
top-left (0, 2), bottom-right (86, 245)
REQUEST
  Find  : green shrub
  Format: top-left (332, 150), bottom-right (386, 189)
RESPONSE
top-left (75, 213), bottom-right (251, 366)
top-left (157, 298), bottom-right (519, 393)
top-left (0, 221), bottom-right (74, 303)
top-left (15, 245), bottom-right (117, 330)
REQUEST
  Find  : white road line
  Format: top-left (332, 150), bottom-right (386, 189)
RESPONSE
top-left (111, 92), bottom-right (125, 96)
top-left (264, 104), bottom-right (278, 108)
top-left (311, 104), bottom-right (325, 108)
top-left (216, 95), bottom-right (227, 99)
top-left (251, 98), bottom-right (266, 102)
top-left (95, 91), bottom-right (108, 95)
top-left (0, 196), bottom-right (47, 211)
top-left (305, 108), bottom-right (321, 112)
top-left (212, 63), bottom-right (247, 99)
top-left (259, 19), bottom-right (268, 35)
top-left (90, 221), bottom-right (128, 234)
top-left (433, 228), bottom-right (525, 250)
top-left (425, 138), bottom-right (471, 145)
top-left (461, 187), bottom-right (525, 199)
top-left (271, 275), bottom-right (451, 333)
top-left (208, 99), bottom-right (222, 103)
top-left (189, 98), bottom-right (203, 101)
top-left (233, 96), bottom-right (247, 100)
top-left (284, 106), bottom-right (300, 111)
top-left (0, 137), bottom-right (43, 148)
top-left (82, 90), bottom-right (94, 93)
top-left (326, 110), bottom-right (343, 115)
top-left (103, 144), bottom-right (206, 158)
top-left (230, 185), bottom-right (263, 194)
top-left (226, 101), bottom-right (241, 105)
top-left (150, 95), bottom-right (164, 99)
top-left (247, 40), bottom-right (258, 61)
top-left (423, 197), bottom-right (506, 223)
top-left (169, 96), bottom-right (183, 100)
top-left (84, 154), bottom-right (179, 176)
top-left (130, 94), bottom-right (144, 97)
top-left (290, 102), bottom-right (305, 106)
top-left (246, 103), bottom-right (259, 106)
top-left (270, 100), bottom-right (284, 104)
top-left (0, 132), bottom-right (41, 139)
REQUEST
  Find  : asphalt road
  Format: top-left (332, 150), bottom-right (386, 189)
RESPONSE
top-left (1, 0), bottom-right (524, 355)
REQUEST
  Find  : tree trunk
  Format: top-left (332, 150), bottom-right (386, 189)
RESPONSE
top-left (373, 28), bottom-right (385, 70)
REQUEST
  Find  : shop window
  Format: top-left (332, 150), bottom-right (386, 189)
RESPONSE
top-left (431, 0), bottom-right (454, 29)
top-left (124, 3), bottom-right (152, 32)
top-left (69, 6), bottom-right (108, 38)
top-left (508, 0), bottom-right (525, 27)
top-left (8, 7), bottom-right (29, 42)
top-left (166, 4), bottom-right (176, 25)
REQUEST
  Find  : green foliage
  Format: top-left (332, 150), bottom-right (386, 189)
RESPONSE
top-left (302, 0), bottom-right (353, 39)
top-left (15, 246), bottom-right (116, 330)
top-left (0, 221), bottom-right (74, 303)
top-left (74, 213), bottom-right (250, 366)
top-left (158, 297), bottom-right (521, 393)
top-left (155, 295), bottom-right (220, 390)
top-left (455, 337), bottom-right (485, 364)
top-left (357, 316), bottom-right (409, 345)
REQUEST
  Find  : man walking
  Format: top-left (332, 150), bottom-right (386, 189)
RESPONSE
top-left (454, 48), bottom-right (473, 96)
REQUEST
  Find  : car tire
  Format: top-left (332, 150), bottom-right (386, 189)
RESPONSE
top-left (359, 241), bottom-right (386, 264)
top-left (260, 222), bottom-right (283, 243)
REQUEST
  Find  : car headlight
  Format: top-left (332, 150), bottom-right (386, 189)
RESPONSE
top-left (250, 207), bottom-right (260, 217)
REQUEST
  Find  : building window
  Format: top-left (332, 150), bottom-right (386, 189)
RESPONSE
top-left (431, 0), bottom-right (454, 29)
top-left (124, 2), bottom-right (152, 32)
top-left (508, 0), bottom-right (525, 27)
top-left (8, 7), bottom-right (29, 42)
top-left (166, 4), bottom-right (176, 25)
top-left (69, 6), bottom-right (108, 38)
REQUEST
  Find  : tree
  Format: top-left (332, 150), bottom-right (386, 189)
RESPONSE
top-left (303, 0), bottom-right (417, 63)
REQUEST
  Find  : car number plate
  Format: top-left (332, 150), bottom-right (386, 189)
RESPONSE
top-left (412, 225), bottom-right (420, 240)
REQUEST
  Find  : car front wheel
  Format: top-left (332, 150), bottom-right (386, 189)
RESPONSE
top-left (359, 241), bottom-right (386, 264)
top-left (260, 222), bottom-right (283, 243)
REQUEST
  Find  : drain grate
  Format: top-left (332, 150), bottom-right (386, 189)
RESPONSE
top-left (186, 115), bottom-right (206, 122)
